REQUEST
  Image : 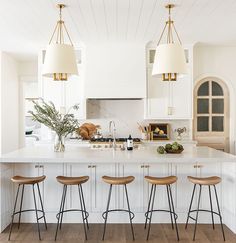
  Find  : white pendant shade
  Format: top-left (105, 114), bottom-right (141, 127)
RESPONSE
top-left (152, 43), bottom-right (187, 77)
top-left (43, 43), bottom-right (78, 78)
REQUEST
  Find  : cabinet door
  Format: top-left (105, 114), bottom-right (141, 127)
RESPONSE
top-left (121, 163), bottom-right (170, 213)
top-left (145, 67), bottom-right (192, 119)
top-left (40, 77), bottom-right (62, 108)
top-left (172, 72), bottom-right (192, 119)
top-left (198, 162), bottom-right (222, 212)
top-left (145, 69), bottom-right (169, 118)
top-left (173, 163), bottom-right (197, 213)
top-left (40, 75), bottom-right (86, 118)
top-left (39, 49), bottom-right (86, 140)
top-left (64, 72), bottom-right (86, 119)
top-left (118, 164), bottom-right (143, 212)
top-left (67, 163), bottom-right (91, 212)
top-left (13, 164), bottom-right (40, 222)
top-left (68, 163), bottom-right (116, 213)
top-left (174, 162), bottom-right (222, 216)
top-left (93, 163), bottom-right (116, 212)
top-left (41, 163), bottom-right (65, 216)
top-left (146, 163), bottom-right (170, 210)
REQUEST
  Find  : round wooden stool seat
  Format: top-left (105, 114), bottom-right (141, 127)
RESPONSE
top-left (11, 175), bottom-right (46, 184)
top-left (102, 175), bottom-right (135, 185)
top-left (145, 175), bottom-right (177, 185)
top-left (187, 176), bottom-right (221, 185)
top-left (56, 176), bottom-right (89, 185)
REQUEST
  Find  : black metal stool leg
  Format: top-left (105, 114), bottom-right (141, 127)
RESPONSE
top-left (59, 185), bottom-right (67, 230)
top-left (166, 185), bottom-right (174, 230)
top-left (185, 184), bottom-right (196, 229)
top-left (144, 184), bottom-right (154, 229)
top-left (37, 183), bottom-right (47, 230)
top-left (124, 184), bottom-right (135, 240)
top-left (17, 185), bottom-right (24, 229)
top-left (8, 184), bottom-right (21, 241)
top-left (208, 185), bottom-right (215, 230)
top-left (102, 184), bottom-right (113, 241)
top-left (55, 185), bottom-right (66, 241)
top-left (80, 184), bottom-right (89, 230)
top-left (193, 185), bottom-right (202, 241)
top-left (168, 185), bottom-right (179, 241)
top-left (78, 184), bottom-right (88, 240)
top-left (146, 185), bottom-right (156, 241)
top-left (32, 184), bottom-right (41, 241)
top-left (214, 185), bottom-right (225, 241)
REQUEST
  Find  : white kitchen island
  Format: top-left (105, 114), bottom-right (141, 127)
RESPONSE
top-left (0, 145), bottom-right (236, 235)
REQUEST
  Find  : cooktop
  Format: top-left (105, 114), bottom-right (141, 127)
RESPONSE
top-left (90, 137), bottom-right (141, 143)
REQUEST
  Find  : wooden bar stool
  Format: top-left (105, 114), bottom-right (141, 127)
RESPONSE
top-left (185, 176), bottom-right (225, 241)
top-left (55, 175), bottom-right (89, 241)
top-left (102, 175), bottom-right (135, 241)
top-left (144, 175), bottom-right (179, 241)
top-left (8, 175), bottom-right (47, 241)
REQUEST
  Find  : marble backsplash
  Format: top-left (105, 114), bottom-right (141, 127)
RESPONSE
top-left (81, 99), bottom-right (192, 140)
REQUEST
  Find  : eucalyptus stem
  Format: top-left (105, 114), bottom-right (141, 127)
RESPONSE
top-left (28, 99), bottom-right (79, 138)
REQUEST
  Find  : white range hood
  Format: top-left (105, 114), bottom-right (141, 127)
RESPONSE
top-left (84, 42), bottom-right (146, 99)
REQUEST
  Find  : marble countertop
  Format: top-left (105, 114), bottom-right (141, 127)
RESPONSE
top-left (1, 146), bottom-right (236, 164)
top-left (142, 139), bottom-right (197, 145)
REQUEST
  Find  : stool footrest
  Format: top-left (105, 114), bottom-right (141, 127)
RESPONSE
top-left (56, 209), bottom-right (89, 221)
top-left (188, 209), bottom-right (222, 221)
top-left (11, 209), bottom-right (46, 221)
top-left (145, 209), bottom-right (178, 221)
top-left (102, 209), bottom-right (135, 220)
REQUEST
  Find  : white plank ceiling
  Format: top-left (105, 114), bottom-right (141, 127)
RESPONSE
top-left (0, 0), bottom-right (236, 60)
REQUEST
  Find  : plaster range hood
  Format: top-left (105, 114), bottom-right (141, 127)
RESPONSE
top-left (84, 43), bottom-right (146, 99)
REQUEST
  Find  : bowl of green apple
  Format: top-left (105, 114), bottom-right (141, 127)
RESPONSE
top-left (157, 142), bottom-right (184, 154)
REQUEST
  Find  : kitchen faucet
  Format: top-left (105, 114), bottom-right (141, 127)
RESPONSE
top-left (109, 120), bottom-right (116, 149)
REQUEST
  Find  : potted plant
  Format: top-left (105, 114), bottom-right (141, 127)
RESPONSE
top-left (28, 99), bottom-right (79, 152)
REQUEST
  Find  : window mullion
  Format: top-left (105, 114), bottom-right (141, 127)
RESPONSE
top-left (209, 81), bottom-right (212, 132)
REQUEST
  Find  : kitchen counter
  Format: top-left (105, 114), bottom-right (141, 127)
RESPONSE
top-left (1, 145), bottom-right (236, 164)
top-left (142, 139), bottom-right (198, 146)
top-left (0, 145), bottom-right (236, 234)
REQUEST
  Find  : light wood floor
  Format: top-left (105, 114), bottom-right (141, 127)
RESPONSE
top-left (1, 223), bottom-right (235, 243)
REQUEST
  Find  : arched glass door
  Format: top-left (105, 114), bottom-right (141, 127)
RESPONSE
top-left (194, 77), bottom-right (229, 151)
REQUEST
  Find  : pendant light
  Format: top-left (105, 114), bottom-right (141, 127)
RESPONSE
top-left (152, 4), bottom-right (187, 81)
top-left (43, 4), bottom-right (78, 81)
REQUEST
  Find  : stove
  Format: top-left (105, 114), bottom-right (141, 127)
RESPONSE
top-left (90, 137), bottom-right (141, 143)
top-left (90, 137), bottom-right (141, 149)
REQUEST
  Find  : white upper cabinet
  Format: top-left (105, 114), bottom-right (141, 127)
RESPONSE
top-left (84, 43), bottom-right (146, 99)
top-left (145, 45), bottom-right (193, 119)
top-left (38, 49), bottom-right (86, 120)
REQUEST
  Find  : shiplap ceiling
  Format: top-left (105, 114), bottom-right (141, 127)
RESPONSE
top-left (1, 0), bottom-right (236, 60)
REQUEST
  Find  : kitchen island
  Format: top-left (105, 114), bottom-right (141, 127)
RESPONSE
top-left (0, 145), bottom-right (236, 234)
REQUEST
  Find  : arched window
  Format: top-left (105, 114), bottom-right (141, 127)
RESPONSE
top-left (194, 77), bottom-right (229, 151)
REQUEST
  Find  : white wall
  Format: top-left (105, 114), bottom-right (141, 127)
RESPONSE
top-left (18, 61), bottom-right (38, 77)
top-left (193, 44), bottom-right (236, 153)
top-left (0, 52), bottom-right (20, 154)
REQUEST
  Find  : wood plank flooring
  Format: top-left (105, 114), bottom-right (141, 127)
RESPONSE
top-left (0, 223), bottom-right (235, 243)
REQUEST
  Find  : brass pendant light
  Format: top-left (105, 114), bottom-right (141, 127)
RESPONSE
top-left (43, 4), bottom-right (78, 81)
top-left (152, 4), bottom-right (187, 81)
